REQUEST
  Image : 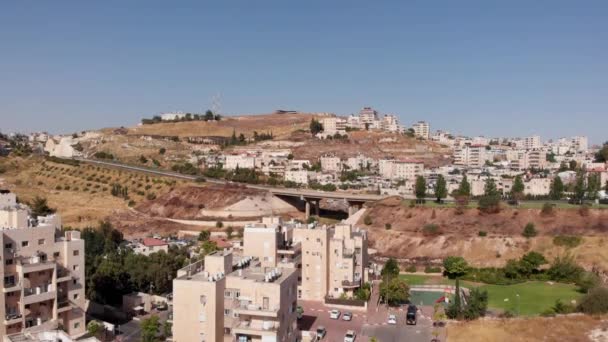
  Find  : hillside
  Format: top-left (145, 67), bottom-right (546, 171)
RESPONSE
top-left (360, 197), bottom-right (608, 269)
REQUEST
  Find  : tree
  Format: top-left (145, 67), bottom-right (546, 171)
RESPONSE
top-left (226, 226), bottom-right (234, 239)
top-left (483, 178), bottom-right (498, 197)
top-left (201, 241), bottom-right (218, 255)
top-left (462, 288), bottom-right (488, 320)
top-left (139, 155), bottom-right (148, 164)
top-left (216, 221), bottom-right (223, 228)
top-left (519, 251), bottom-right (547, 276)
top-left (587, 173), bottom-right (601, 200)
top-left (435, 175), bottom-right (447, 203)
top-left (595, 142), bottom-right (608, 162)
top-left (457, 175), bottom-right (471, 197)
top-left (159, 148), bottom-right (166, 155)
top-left (522, 222), bottom-right (538, 238)
top-left (549, 176), bottom-right (564, 200)
top-left (30, 196), bottom-right (55, 217)
top-left (443, 256), bottom-right (468, 279)
top-left (197, 230), bottom-right (210, 241)
top-left (578, 287), bottom-right (608, 314)
top-left (511, 175), bottom-right (525, 200)
top-left (380, 277), bottom-right (410, 305)
top-left (569, 160), bottom-right (578, 170)
top-left (309, 119), bottom-right (323, 135)
top-left (446, 278), bottom-right (463, 319)
top-left (576, 271), bottom-right (601, 293)
top-left (547, 254), bottom-right (584, 282)
top-left (141, 315), bottom-right (161, 342)
top-left (204, 110), bottom-right (214, 121)
top-left (381, 258), bottom-right (400, 280)
top-left (415, 176), bottom-right (426, 201)
top-left (87, 321), bottom-right (102, 336)
top-left (573, 171), bottom-right (586, 202)
top-left (478, 178), bottom-right (501, 213)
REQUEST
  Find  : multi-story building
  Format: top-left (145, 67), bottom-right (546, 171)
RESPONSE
top-left (411, 121), bottom-right (430, 139)
top-left (284, 170), bottom-right (309, 185)
top-left (293, 223), bottom-right (368, 301)
top-left (524, 136), bottom-right (541, 150)
top-left (571, 136), bottom-right (588, 153)
top-left (510, 149), bottom-right (547, 170)
top-left (321, 117), bottom-right (347, 135)
top-left (172, 250), bottom-right (299, 342)
top-left (320, 155), bottom-right (342, 172)
top-left (0, 191), bottom-right (86, 338)
top-left (380, 115), bottom-right (400, 132)
top-left (379, 159), bottom-right (424, 181)
top-left (243, 217), bottom-right (301, 269)
top-left (358, 107), bottom-right (378, 126)
top-left (454, 145), bottom-right (489, 168)
top-left (225, 154), bottom-right (256, 170)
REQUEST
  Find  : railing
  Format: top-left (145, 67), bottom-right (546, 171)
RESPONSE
top-left (24, 284), bottom-right (52, 297)
top-left (341, 279), bottom-right (361, 288)
top-left (5, 313), bottom-right (22, 321)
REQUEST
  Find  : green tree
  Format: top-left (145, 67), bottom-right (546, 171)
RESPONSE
top-left (443, 256), bottom-right (468, 279)
top-left (380, 277), bottom-right (410, 305)
top-left (216, 221), bottom-right (223, 228)
top-left (201, 241), bottom-right (219, 255)
top-left (576, 271), bottom-right (601, 293)
top-left (309, 119), bottom-right (324, 135)
top-left (587, 173), bottom-right (601, 200)
top-left (518, 251), bottom-right (547, 276)
top-left (415, 176), bottom-right (426, 201)
top-left (457, 175), bottom-right (471, 197)
top-left (197, 230), bottom-right (210, 241)
top-left (462, 288), bottom-right (488, 320)
top-left (381, 258), bottom-right (400, 280)
top-left (484, 178), bottom-right (498, 196)
top-left (226, 226), bottom-right (234, 239)
top-left (522, 222), bottom-right (538, 238)
top-left (139, 155), bottom-right (148, 164)
top-left (159, 148), bottom-right (166, 155)
top-left (547, 254), bottom-right (584, 282)
top-left (30, 196), bottom-right (55, 217)
top-left (87, 321), bottom-right (102, 336)
top-left (141, 315), bottom-right (161, 342)
top-left (446, 278), bottom-right (463, 319)
top-left (204, 110), bottom-right (214, 121)
top-left (578, 287), bottom-right (608, 314)
top-left (549, 176), bottom-right (565, 200)
top-left (435, 175), bottom-right (447, 203)
top-left (573, 171), bottom-right (586, 202)
top-left (595, 142), bottom-right (608, 162)
top-left (511, 175), bottom-right (525, 200)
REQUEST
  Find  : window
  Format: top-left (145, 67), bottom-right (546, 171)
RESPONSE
top-left (21, 241), bottom-right (29, 247)
top-left (4, 243), bottom-right (12, 249)
top-left (38, 239), bottom-right (45, 245)
top-left (5, 259), bottom-right (13, 266)
top-left (73, 250), bottom-right (79, 256)
top-left (73, 265), bottom-right (79, 271)
top-left (200, 295), bottom-right (207, 305)
top-left (53, 252), bottom-right (60, 258)
top-left (224, 309), bottom-right (231, 316)
top-left (73, 294), bottom-right (79, 300)
top-left (224, 291), bottom-right (232, 298)
top-left (235, 290), bottom-right (240, 298)
top-left (262, 297), bottom-right (269, 310)
top-left (74, 322), bottom-right (80, 329)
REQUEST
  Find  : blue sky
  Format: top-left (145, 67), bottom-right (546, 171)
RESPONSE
top-left (1, 1), bottom-right (606, 143)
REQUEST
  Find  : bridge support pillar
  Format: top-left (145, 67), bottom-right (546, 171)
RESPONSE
top-left (305, 201), bottom-right (310, 219)
top-left (347, 201), bottom-right (363, 217)
top-left (314, 199), bottom-right (320, 217)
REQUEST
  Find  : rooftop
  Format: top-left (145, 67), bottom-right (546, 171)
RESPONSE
top-left (142, 237), bottom-right (168, 247)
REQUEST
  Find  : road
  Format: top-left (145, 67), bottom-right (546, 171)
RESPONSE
top-left (78, 158), bottom-right (391, 202)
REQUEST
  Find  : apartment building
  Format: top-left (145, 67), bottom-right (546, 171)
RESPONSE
top-left (161, 112), bottom-right (187, 121)
top-left (321, 117), bottom-right (347, 135)
top-left (225, 154), bottom-right (256, 170)
top-left (411, 121), bottom-right (430, 139)
top-left (0, 191), bottom-right (86, 338)
top-left (172, 250), bottom-right (299, 342)
top-left (571, 136), bottom-right (588, 153)
top-left (453, 145), bottom-right (489, 168)
top-left (243, 217), bottom-right (301, 269)
top-left (524, 178), bottom-right (551, 196)
top-left (320, 156), bottom-right (342, 172)
top-left (510, 149), bottom-right (547, 170)
top-left (284, 170), bottom-right (309, 185)
top-left (358, 107), bottom-right (378, 125)
top-left (380, 115), bottom-right (400, 132)
top-left (379, 159), bottom-right (424, 181)
top-left (293, 223), bottom-right (368, 301)
top-left (524, 136), bottom-right (541, 150)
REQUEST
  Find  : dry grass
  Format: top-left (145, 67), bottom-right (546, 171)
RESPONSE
top-left (447, 315), bottom-right (606, 342)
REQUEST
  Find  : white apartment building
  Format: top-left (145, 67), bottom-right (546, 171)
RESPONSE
top-left (161, 112), bottom-right (187, 121)
top-left (524, 178), bottom-right (551, 196)
top-left (379, 159), bottom-right (424, 181)
top-left (412, 121), bottom-right (430, 139)
top-left (44, 136), bottom-right (81, 159)
top-left (510, 149), bottom-right (547, 170)
top-left (571, 136), bottom-right (588, 153)
top-left (131, 238), bottom-right (169, 256)
top-left (380, 115), bottom-right (400, 132)
top-left (320, 156), bottom-right (342, 172)
top-left (358, 107), bottom-right (378, 126)
top-left (172, 250), bottom-right (299, 342)
top-left (224, 154), bottom-right (256, 170)
top-left (523, 136), bottom-right (541, 150)
top-left (321, 117), bottom-right (347, 135)
top-left (454, 145), bottom-right (489, 168)
top-left (0, 191), bottom-right (86, 338)
top-left (284, 170), bottom-right (309, 185)
top-left (346, 155), bottom-right (373, 171)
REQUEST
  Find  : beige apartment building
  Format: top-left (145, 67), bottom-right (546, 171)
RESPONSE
top-left (412, 121), bottom-right (430, 139)
top-left (173, 250), bottom-right (299, 342)
top-left (293, 223), bottom-right (368, 301)
top-left (454, 144), bottom-right (489, 168)
top-left (242, 217), bottom-right (301, 270)
top-left (0, 191), bottom-right (86, 338)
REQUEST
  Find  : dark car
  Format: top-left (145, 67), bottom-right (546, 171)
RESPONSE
top-left (406, 305), bottom-right (417, 325)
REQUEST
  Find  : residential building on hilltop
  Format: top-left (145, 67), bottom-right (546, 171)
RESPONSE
top-left (0, 191), bottom-right (86, 338)
top-left (412, 121), bottom-right (430, 139)
top-left (358, 107), bottom-right (378, 126)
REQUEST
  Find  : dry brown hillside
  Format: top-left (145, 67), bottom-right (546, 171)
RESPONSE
top-left (361, 197), bottom-right (608, 269)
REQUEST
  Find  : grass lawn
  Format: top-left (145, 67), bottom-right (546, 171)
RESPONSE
top-left (477, 281), bottom-right (581, 316)
top-left (399, 274), bottom-right (582, 316)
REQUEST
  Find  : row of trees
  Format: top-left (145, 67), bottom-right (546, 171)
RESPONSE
top-left (141, 110), bottom-right (221, 125)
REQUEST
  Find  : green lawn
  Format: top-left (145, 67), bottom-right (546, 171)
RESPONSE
top-left (399, 274), bottom-right (582, 316)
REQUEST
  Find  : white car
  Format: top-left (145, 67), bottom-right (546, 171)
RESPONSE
top-left (329, 309), bottom-right (341, 319)
top-left (342, 311), bottom-right (353, 321)
top-left (344, 330), bottom-right (356, 342)
top-left (388, 314), bottom-right (397, 325)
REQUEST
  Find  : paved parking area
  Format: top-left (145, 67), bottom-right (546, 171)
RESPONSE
top-left (298, 300), bottom-right (369, 342)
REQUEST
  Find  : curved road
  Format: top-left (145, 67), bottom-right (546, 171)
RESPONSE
top-left (77, 158), bottom-right (391, 202)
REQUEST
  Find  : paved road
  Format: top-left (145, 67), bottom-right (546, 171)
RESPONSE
top-left (115, 310), bottom-right (170, 342)
top-left (299, 300), bottom-right (368, 342)
top-left (78, 158), bottom-right (392, 201)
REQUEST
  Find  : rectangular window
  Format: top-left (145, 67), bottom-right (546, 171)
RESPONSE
top-left (74, 322), bottom-right (80, 329)
top-left (235, 291), bottom-right (240, 298)
top-left (224, 291), bottom-right (232, 298)
top-left (38, 239), bottom-right (45, 245)
top-left (73, 250), bottom-right (79, 256)
top-left (21, 241), bottom-right (29, 247)
top-left (73, 265), bottom-right (79, 271)
top-left (263, 297), bottom-right (269, 310)
top-left (73, 294), bottom-right (79, 300)
top-left (53, 252), bottom-right (60, 258)
top-left (4, 243), bottom-right (12, 249)
top-left (5, 259), bottom-right (13, 265)
top-left (200, 295), bottom-right (206, 305)
top-left (224, 309), bottom-right (230, 316)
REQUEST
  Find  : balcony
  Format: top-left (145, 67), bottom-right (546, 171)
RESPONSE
top-left (233, 302), bottom-right (279, 318)
top-left (56, 269), bottom-right (71, 283)
top-left (57, 299), bottom-right (73, 313)
top-left (341, 279), bottom-right (361, 288)
top-left (18, 257), bottom-right (55, 274)
top-left (4, 313), bottom-right (23, 325)
top-left (3, 279), bottom-right (22, 293)
top-left (233, 320), bottom-right (278, 337)
top-left (23, 285), bottom-right (56, 305)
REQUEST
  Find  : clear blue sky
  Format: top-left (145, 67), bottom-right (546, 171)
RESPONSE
top-left (1, 1), bottom-right (606, 143)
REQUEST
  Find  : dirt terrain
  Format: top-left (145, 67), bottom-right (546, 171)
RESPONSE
top-left (448, 315), bottom-right (607, 342)
top-left (361, 197), bottom-right (608, 269)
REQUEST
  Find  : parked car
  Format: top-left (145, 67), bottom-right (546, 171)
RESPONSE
top-left (388, 314), bottom-right (397, 325)
top-left (342, 312), bottom-right (353, 321)
top-left (316, 326), bottom-right (327, 340)
top-left (344, 330), bottom-right (356, 342)
top-left (330, 309), bottom-right (341, 319)
top-left (406, 305), bottom-right (417, 325)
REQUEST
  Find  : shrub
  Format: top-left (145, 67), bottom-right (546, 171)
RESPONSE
top-left (522, 222), bottom-right (538, 238)
top-left (216, 221), bottom-right (224, 228)
top-left (363, 216), bottom-right (372, 225)
top-left (553, 235), bottom-right (582, 249)
top-left (405, 265), bottom-right (417, 273)
top-left (424, 266), bottom-right (442, 273)
top-left (578, 287), bottom-right (608, 314)
top-left (478, 195), bottom-right (501, 213)
top-left (422, 224), bottom-right (441, 236)
top-left (478, 231), bottom-right (487, 237)
top-left (541, 202), bottom-right (554, 216)
top-left (547, 254), bottom-right (584, 283)
top-left (384, 223), bottom-right (392, 230)
top-left (146, 193), bottom-right (156, 200)
top-left (576, 271), bottom-right (601, 293)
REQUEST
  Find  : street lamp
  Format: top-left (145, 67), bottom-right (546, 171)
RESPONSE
top-left (516, 293), bottom-right (520, 316)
